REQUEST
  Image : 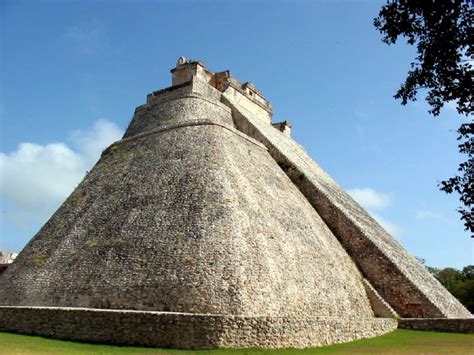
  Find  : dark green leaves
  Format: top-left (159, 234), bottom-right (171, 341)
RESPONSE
top-left (374, 1), bottom-right (473, 237)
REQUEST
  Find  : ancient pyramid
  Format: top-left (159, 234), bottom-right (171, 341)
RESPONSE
top-left (0, 58), bottom-right (471, 349)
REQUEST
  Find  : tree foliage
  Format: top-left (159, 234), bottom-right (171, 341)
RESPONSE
top-left (426, 264), bottom-right (474, 312)
top-left (439, 123), bottom-right (473, 235)
top-left (374, 0), bottom-right (473, 237)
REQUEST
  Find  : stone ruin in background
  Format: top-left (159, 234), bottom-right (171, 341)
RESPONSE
top-left (0, 58), bottom-right (471, 349)
top-left (0, 252), bottom-right (17, 275)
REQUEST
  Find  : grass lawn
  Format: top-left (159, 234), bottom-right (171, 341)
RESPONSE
top-left (0, 330), bottom-right (473, 354)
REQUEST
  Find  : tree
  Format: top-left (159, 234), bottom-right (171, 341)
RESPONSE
top-left (436, 267), bottom-right (463, 289)
top-left (374, 1), bottom-right (473, 237)
top-left (422, 262), bottom-right (474, 312)
top-left (462, 265), bottom-right (474, 280)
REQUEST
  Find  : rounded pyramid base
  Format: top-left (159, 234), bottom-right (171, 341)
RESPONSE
top-left (0, 306), bottom-right (397, 349)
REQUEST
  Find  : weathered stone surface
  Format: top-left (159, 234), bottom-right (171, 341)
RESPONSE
top-left (0, 307), bottom-right (397, 349)
top-left (221, 87), bottom-right (472, 319)
top-left (398, 318), bottom-right (474, 333)
top-left (0, 116), bottom-right (375, 318)
top-left (362, 278), bottom-right (399, 318)
top-left (0, 73), bottom-right (376, 322)
top-left (0, 59), bottom-right (469, 349)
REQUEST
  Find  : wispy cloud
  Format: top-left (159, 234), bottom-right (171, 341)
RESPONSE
top-left (0, 120), bottom-right (123, 223)
top-left (348, 187), bottom-right (402, 237)
top-left (416, 210), bottom-right (444, 220)
top-left (371, 213), bottom-right (403, 237)
top-left (347, 187), bottom-right (392, 210)
top-left (63, 19), bottom-right (109, 55)
top-left (71, 120), bottom-right (122, 167)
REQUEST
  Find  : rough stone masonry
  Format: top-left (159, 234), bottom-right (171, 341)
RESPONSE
top-left (0, 58), bottom-right (470, 349)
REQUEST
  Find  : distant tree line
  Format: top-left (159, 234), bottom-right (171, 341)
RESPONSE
top-left (418, 258), bottom-right (474, 313)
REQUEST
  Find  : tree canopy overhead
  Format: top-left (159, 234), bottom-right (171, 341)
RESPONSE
top-left (374, 0), bottom-right (472, 116)
top-left (374, 0), bottom-right (473, 237)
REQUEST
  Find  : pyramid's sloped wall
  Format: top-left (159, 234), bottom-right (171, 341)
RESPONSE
top-left (222, 88), bottom-right (472, 319)
top-left (0, 94), bottom-right (375, 319)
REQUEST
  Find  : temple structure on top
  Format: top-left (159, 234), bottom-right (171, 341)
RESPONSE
top-left (0, 58), bottom-right (471, 350)
top-left (0, 252), bottom-right (17, 275)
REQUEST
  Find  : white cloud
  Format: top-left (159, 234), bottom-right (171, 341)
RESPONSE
top-left (348, 187), bottom-right (402, 237)
top-left (371, 213), bottom-right (403, 237)
top-left (0, 120), bottom-right (123, 220)
top-left (71, 120), bottom-right (123, 166)
top-left (0, 143), bottom-right (83, 214)
top-left (347, 188), bottom-right (392, 210)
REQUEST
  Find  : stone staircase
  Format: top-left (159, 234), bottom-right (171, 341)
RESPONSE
top-left (362, 278), bottom-right (398, 318)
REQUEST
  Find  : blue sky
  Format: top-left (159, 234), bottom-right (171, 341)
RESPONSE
top-left (1, 0), bottom-right (472, 269)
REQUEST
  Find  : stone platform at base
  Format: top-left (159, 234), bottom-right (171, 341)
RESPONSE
top-left (398, 318), bottom-right (474, 333)
top-left (0, 306), bottom-right (397, 349)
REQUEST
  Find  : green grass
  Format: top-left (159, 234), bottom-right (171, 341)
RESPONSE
top-left (0, 330), bottom-right (473, 354)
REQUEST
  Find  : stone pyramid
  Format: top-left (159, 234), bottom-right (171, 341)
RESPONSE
top-left (0, 58), bottom-right (471, 349)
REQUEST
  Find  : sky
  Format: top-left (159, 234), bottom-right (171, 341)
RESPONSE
top-left (1, 0), bottom-right (472, 269)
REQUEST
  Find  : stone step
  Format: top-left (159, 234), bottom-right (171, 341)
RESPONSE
top-left (362, 278), bottom-right (398, 318)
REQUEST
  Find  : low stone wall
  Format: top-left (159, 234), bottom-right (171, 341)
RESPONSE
top-left (0, 307), bottom-right (397, 349)
top-left (398, 318), bottom-right (474, 334)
